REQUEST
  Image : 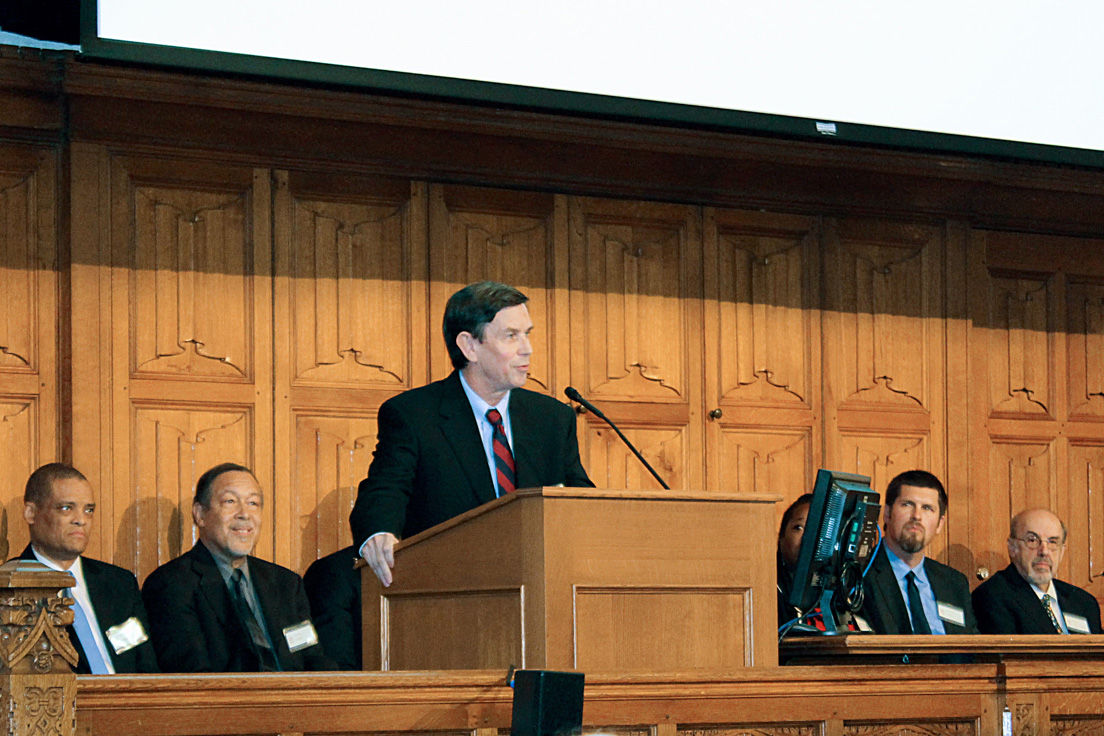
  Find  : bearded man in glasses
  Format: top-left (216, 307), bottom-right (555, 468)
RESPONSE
top-left (972, 508), bottom-right (1101, 634)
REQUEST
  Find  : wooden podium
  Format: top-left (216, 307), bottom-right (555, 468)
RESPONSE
top-left (361, 487), bottom-right (779, 672)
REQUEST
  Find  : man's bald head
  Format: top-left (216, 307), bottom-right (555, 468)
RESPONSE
top-left (1007, 508), bottom-right (1067, 588)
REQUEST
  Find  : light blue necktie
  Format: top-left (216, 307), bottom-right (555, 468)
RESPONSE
top-left (70, 591), bottom-right (111, 674)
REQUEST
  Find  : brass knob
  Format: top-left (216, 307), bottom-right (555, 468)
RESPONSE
top-left (976, 567), bottom-right (989, 581)
top-left (709, 408), bottom-right (723, 420)
top-left (574, 404), bottom-right (588, 415)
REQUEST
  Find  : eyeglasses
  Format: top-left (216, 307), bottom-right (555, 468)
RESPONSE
top-left (1011, 533), bottom-right (1065, 550)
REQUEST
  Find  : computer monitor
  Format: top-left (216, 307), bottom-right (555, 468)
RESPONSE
top-left (786, 469), bottom-right (880, 634)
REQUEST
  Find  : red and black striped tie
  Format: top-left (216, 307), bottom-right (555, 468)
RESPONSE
top-left (486, 408), bottom-right (516, 495)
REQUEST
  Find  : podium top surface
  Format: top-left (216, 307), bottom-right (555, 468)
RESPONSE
top-left (389, 486), bottom-right (781, 552)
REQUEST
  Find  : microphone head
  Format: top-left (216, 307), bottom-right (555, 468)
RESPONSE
top-left (564, 386), bottom-right (583, 403)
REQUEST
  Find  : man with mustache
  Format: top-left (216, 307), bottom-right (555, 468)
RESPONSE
top-left (860, 470), bottom-right (979, 634)
top-left (143, 463), bottom-right (335, 671)
top-left (971, 508), bottom-right (1101, 634)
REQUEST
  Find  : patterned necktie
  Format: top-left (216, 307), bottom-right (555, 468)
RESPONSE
top-left (229, 569), bottom-right (281, 671)
top-left (486, 408), bottom-right (516, 495)
top-left (70, 592), bottom-right (111, 674)
top-left (1041, 593), bottom-right (1065, 634)
top-left (905, 571), bottom-right (931, 635)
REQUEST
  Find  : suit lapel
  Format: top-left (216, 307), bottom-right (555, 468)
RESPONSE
top-left (509, 389), bottom-right (538, 489)
top-left (871, 549), bottom-right (911, 634)
top-left (190, 545), bottom-right (236, 629)
top-left (1006, 566), bottom-right (1062, 633)
top-left (439, 372), bottom-right (497, 505)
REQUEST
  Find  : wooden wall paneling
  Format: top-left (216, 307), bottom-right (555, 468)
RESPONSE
top-left (822, 218), bottom-right (948, 555)
top-left (943, 221), bottom-right (973, 577)
top-left (701, 207), bottom-right (821, 514)
top-left (568, 197), bottom-right (703, 491)
top-left (1065, 275), bottom-right (1104, 598)
top-left (69, 142), bottom-right (114, 562)
top-left (273, 170), bottom-right (427, 572)
top-left (966, 229), bottom-right (1104, 598)
top-left (0, 144), bottom-right (57, 561)
top-left (427, 184), bottom-right (562, 391)
top-left (70, 147), bottom-right (273, 578)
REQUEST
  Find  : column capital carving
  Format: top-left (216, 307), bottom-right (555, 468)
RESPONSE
top-left (0, 560), bottom-right (79, 675)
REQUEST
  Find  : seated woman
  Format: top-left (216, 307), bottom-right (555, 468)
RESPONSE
top-left (777, 494), bottom-right (812, 628)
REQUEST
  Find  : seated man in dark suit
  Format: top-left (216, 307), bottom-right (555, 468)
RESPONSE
top-left (972, 508), bottom-right (1101, 634)
top-left (303, 545), bottom-right (361, 670)
top-left (143, 463), bottom-right (335, 671)
top-left (351, 281), bottom-right (594, 586)
top-left (19, 463), bottom-right (158, 673)
top-left (861, 470), bottom-right (979, 634)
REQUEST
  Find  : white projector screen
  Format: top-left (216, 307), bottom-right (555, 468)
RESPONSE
top-left (83, 0), bottom-right (1104, 167)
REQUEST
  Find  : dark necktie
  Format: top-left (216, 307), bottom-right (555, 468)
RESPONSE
top-left (229, 569), bottom-right (281, 671)
top-left (1041, 593), bottom-right (1065, 633)
top-left (486, 408), bottom-right (516, 495)
top-left (905, 571), bottom-right (931, 635)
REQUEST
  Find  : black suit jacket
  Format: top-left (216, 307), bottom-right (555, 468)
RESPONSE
top-left (972, 564), bottom-right (1102, 635)
top-left (861, 546), bottom-right (979, 634)
top-left (350, 371), bottom-right (594, 542)
top-left (17, 545), bottom-right (159, 674)
top-left (141, 543), bottom-right (335, 672)
top-left (303, 545), bottom-right (361, 670)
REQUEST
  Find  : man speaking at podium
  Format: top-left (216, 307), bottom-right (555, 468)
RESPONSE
top-left (351, 281), bottom-right (594, 586)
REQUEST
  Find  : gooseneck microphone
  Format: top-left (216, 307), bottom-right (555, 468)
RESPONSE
top-left (564, 386), bottom-right (671, 491)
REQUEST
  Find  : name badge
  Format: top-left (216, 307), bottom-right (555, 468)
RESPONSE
top-left (852, 613), bottom-right (873, 632)
top-left (937, 601), bottom-right (966, 627)
top-left (105, 616), bottom-right (149, 655)
top-left (283, 620), bottom-right (319, 653)
top-left (1065, 612), bottom-right (1091, 634)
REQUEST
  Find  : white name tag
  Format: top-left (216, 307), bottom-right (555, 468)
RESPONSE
top-left (853, 613), bottom-right (873, 632)
top-left (105, 616), bottom-right (149, 655)
top-left (283, 620), bottom-right (319, 653)
top-left (1065, 612), bottom-right (1091, 634)
top-left (937, 601), bottom-right (966, 627)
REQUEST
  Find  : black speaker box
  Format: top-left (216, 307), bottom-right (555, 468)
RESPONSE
top-left (510, 669), bottom-right (585, 736)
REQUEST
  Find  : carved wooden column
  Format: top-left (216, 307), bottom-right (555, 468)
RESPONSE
top-left (0, 560), bottom-right (79, 736)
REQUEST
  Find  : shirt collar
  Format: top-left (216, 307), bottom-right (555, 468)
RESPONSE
top-left (30, 546), bottom-right (85, 588)
top-left (200, 539), bottom-right (251, 585)
top-left (1029, 578), bottom-right (1059, 600)
top-left (885, 545), bottom-right (929, 584)
top-left (459, 370), bottom-right (511, 418)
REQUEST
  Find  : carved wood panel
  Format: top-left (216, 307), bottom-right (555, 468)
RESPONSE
top-left (130, 186), bottom-right (254, 381)
top-left (717, 427), bottom-right (812, 517)
top-left (586, 425), bottom-right (686, 491)
top-left (984, 275), bottom-right (1054, 419)
top-left (680, 725), bottom-right (819, 736)
top-left (569, 198), bottom-right (698, 403)
top-left (706, 209), bottom-right (818, 409)
top-left (428, 184), bottom-right (561, 390)
top-left (842, 722), bottom-right (975, 735)
top-left (283, 177), bottom-right (415, 389)
top-left (1070, 442), bottom-right (1104, 596)
top-left (290, 413), bottom-right (376, 573)
top-left (569, 198), bottom-right (703, 489)
top-left (1067, 279), bottom-right (1104, 420)
top-left (826, 220), bottom-right (942, 412)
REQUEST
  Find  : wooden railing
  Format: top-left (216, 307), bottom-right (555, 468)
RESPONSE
top-left (4, 560), bottom-right (1104, 736)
